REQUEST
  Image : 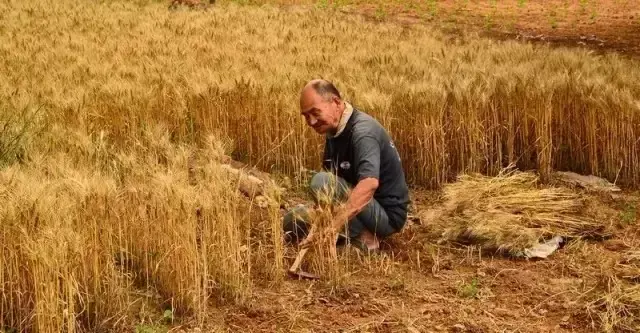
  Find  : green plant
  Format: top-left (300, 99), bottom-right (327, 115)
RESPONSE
top-left (135, 324), bottom-right (169, 333)
top-left (162, 309), bottom-right (174, 324)
top-left (427, 0), bottom-right (437, 18)
top-left (316, 0), bottom-right (328, 10)
top-left (458, 277), bottom-right (480, 299)
top-left (620, 203), bottom-right (637, 225)
top-left (374, 5), bottom-right (386, 21)
top-left (0, 104), bottom-right (43, 167)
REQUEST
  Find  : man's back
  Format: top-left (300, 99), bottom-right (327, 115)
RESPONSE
top-left (322, 108), bottom-right (410, 230)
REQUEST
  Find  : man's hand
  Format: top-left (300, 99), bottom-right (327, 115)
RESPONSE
top-left (299, 226), bottom-right (337, 249)
top-left (299, 177), bottom-right (379, 248)
top-left (331, 177), bottom-right (379, 231)
top-left (298, 229), bottom-right (316, 248)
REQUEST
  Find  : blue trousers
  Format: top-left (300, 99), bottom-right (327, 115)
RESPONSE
top-left (282, 172), bottom-right (397, 243)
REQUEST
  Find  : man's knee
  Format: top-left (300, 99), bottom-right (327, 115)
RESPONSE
top-left (282, 204), bottom-right (311, 244)
top-left (309, 172), bottom-right (347, 203)
top-left (309, 172), bottom-right (333, 192)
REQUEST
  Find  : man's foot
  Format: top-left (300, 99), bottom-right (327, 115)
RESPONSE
top-left (358, 229), bottom-right (380, 250)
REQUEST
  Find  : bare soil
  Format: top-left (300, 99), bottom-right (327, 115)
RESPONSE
top-left (345, 0), bottom-right (640, 58)
top-left (167, 187), bottom-right (640, 333)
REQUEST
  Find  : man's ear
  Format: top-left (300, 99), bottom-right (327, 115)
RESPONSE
top-left (333, 96), bottom-right (342, 108)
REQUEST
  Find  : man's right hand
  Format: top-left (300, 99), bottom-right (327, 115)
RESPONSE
top-left (298, 230), bottom-right (316, 248)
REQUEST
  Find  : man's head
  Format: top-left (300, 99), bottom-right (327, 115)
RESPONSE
top-left (299, 79), bottom-right (345, 135)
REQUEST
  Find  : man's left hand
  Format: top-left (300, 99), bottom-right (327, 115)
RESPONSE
top-left (299, 225), bottom-right (338, 248)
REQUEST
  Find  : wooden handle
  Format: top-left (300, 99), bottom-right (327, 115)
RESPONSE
top-left (289, 247), bottom-right (309, 272)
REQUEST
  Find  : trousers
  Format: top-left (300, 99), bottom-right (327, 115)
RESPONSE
top-left (282, 172), bottom-right (397, 243)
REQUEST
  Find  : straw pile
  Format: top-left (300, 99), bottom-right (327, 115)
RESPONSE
top-left (618, 251), bottom-right (640, 283)
top-left (423, 167), bottom-right (613, 257)
top-left (583, 248), bottom-right (640, 332)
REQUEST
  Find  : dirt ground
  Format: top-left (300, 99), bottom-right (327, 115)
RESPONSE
top-left (341, 0), bottom-right (640, 58)
top-left (165, 185), bottom-right (639, 333)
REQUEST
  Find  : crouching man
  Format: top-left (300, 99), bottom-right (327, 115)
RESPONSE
top-left (283, 79), bottom-right (410, 252)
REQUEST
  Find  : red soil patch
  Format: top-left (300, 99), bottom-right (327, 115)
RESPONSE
top-left (344, 0), bottom-right (640, 57)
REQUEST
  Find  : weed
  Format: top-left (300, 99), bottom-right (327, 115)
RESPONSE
top-left (162, 309), bottom-right (174, 324)
top-left (316, 0), bottom-right (328, 10)
top-left (455, 0), bottom-right (469, 13)
top-left (374, 5), bottom-right (386, 21)
top-left (580, 0), bottom-right (589, 15)
top-left (590, 9), bottom-right (598, 23)
top-left (427, 0), bottom-right (438, 18)
top-left (135, 324), bottom-right (169, 333)
top-left (387, 277), bottom-right (407, 292)
top-left (550, 17), bottom-right (558, 29)
top-left (484, 13), bottom-right (494, 30)
top-left (484, 0), bottom-right (497, 30)
top-left (0, 104), bottom-right (44, 167)
top-left (620, 203), bottom-right (637, 225)
top-left (458, 277), bottom-right (480, 299)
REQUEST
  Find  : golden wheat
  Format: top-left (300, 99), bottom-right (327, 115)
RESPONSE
top-left (0, 130), bottom-right (282, 332)
top-left (2, 0), bottom-right (639, 187)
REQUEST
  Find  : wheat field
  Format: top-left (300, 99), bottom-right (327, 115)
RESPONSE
top-left (1, 0), bottom-right (639, 331)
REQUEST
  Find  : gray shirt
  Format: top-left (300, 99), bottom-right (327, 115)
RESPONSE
top-left (322, 107), bottom-right (410, 229)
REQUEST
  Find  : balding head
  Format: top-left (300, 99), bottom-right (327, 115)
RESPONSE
top-left (299, 79), bottom-right (345, 135)
top-left (301, 79), bottom-right (342, 102)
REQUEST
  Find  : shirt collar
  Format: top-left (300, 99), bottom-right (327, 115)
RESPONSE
top-left (327, 101), bottom-right (353, 139)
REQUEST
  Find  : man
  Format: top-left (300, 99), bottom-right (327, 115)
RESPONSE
top-left (282, 79), bottom-right (410, 252)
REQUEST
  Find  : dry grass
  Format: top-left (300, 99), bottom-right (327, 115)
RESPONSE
top-left (302, 207), bottom-right (344, 284)
top-left (418, 169), bottom-right (638, 332)
top-left (561, 240), bottom-right (640, 332)
top-left (1, 0), bottom-right (640, 332)
top-left (586, 279), bottom-right (640, 332)
top-left (423, 167), bottom-right (615, 256)
top-left (419, 169), bottom-right (638, 332)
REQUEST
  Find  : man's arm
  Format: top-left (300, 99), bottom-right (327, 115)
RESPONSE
top-left (300, 177), bottom-right (378, 248)
top-left (330, 132), bottom-right (381, 231)
top-left (329, 177), bottom-right (378, 231)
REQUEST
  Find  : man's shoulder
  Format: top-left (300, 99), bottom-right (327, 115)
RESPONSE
top-left (350, 108), bottom-right (385, 139)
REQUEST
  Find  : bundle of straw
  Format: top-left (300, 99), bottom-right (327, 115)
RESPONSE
top-left (304, 207), bottom-right (343, 283)
top-left (425, 167), bottom-right (611, 256)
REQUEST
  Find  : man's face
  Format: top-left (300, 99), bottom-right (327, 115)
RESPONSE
top-left (300, 89), bottom-right (342, 135)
